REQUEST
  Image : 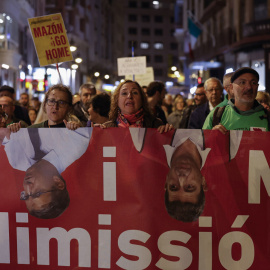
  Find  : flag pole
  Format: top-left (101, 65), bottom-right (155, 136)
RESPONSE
top-left (56, 63), bottom-right (63, 84)
top-left (187, 10), bottom-right (215, 47)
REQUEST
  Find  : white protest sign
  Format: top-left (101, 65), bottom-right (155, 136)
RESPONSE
top-left (125, 67), bottom-right (154, 86)
top-left (117, 56), bottom-right (146, 76)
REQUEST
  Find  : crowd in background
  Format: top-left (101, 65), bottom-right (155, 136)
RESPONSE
top-left (1, 70), bottom-right (270, 131)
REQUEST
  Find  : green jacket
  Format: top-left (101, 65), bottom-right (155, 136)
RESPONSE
top-left (203, 99), bottom-right (269, 131)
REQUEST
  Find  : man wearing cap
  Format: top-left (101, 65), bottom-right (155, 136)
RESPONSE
top-left (203, 67), bottom-right (268, 132)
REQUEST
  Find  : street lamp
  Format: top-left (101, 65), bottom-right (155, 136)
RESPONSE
top-left (94, 72), bottom-right (100, 77)
top-left (69, 39), bottom-right (77, 52)
top-left (2, 64), bottom-right (9, 69)
top-left (75, 55), bottom-right (83, 64)
top-left (104, 74), bottom-right (109, 79)
top-left (71, 64), bottom-right (78, 70)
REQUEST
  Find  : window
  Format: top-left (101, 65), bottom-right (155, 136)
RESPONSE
top-left (154, 16), bottom-right (163, 23)
top-left (154, 29), bottom-right (163, 36)
top-left (80, 0), bottom-right (86, 7)
top-left (141, 28), bottom-right (150, 36)
top-left (128, 41), bottom-right (137, 48)
top-left (80, 18), bottom-right (85, 32)
top-left (146, 55), bottom-right (151, 63)
top-left (129, 1), bottom-right (137, 8)
top-left (254, 0), bottom-right (267, 21)
top-left (140, 42), bottom-right (149, 49)
top-left (141, 2), bottom-right (150, 8)
top-left (170, 43), bottom-right (178, 50)
top-left (128, 28), bottom-right (137, 35)
top-left (153, 1), bottom-right (161, 9)
top-left (154, 42), bottom-right (163, 49)
top-left (154, 55), bottom-right (163, 63)
top-left (142, 15), bottom-right (150, 22)
top-left (128, 14), bottom-right (137, 22)
top-left (154, 68), bottom-right (163, 76)
top-left (204, 0), bottom-right (214, 9)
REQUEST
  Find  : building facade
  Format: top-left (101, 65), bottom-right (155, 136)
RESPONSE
top-left (0, 0), bottom-right (38, 96)
top-left (124, 0), bottom-right (179, 85)
top-left (179, 0), bottom-right (270, 91)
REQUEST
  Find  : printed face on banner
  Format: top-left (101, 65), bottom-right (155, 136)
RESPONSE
top-left (2, 128), bottom-right (270, 269)
top-left (118, 82), bottom-right (143, 115)
top-left (23, 165), bottom-right (54, 212)
top-left (21, 159), bottom-right (67, 219)
top-left (166, 155), bottom-right (203, 204)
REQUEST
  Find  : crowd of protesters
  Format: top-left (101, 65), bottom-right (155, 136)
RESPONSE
top-left (1, 66), bottom-right (270, 132)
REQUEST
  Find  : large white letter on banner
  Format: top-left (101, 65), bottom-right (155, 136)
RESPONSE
top-left (156, 231), bottom-right (192, 269)
top-left (116, 230), bottom-right (151, 270)
top-left (36, 227), bottom-right (91, 267)
top-left (249, 150), bottom-right (270, 203)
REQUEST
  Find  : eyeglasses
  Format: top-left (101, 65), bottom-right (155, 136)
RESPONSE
top-left (46, 99), bottom-right (70, 107)
top-left (234, 80), bottom-right (258, 88)
top-left (20, 190), bottom-right (55, 200)
top-left (206, 88), bottom-right (222, 93)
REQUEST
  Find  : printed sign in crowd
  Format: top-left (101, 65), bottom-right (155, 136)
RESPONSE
top-left (0, 128), bottom-right (269, 269)
top-left (28, 13), bottom-right (73, 66)
top-left (125, 67), bottom-right (154, 87)
top-left (117, 56), bottom-right (147, 76)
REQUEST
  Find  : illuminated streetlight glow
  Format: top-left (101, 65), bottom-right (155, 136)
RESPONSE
top-left (94, 72), bottom-right (100, 77)
top-left (174, 71), bottom-right (180, 76)
top-left (75, 57), bottom-right (83, 63)
top-left (2, 64), bottom-right (9, 69)
top-left (104, 74), bottom-right (110, 79)
top-left (71, 64), bottom-right (78, 69)
top-left (171, 66), bottom-right (177, 71)
top-left (70, 45), bottom-right (77, 52)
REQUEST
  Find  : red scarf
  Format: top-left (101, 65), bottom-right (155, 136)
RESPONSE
top-left (116, 108), bottom-right (144, 127)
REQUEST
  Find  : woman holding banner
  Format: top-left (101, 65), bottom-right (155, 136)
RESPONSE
top-left (102, 80), bottom-right (173, 132)
top-left (29, 84), bottom-right (81, 129)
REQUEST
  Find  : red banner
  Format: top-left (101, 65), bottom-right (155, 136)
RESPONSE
top-left (0, 128), bottom-right (269, 269)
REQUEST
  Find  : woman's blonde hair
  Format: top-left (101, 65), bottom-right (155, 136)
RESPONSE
top-left (109, 80), bottom-right (150, 121)
top-left (173, 95), bottom-right (186, 111)
top-left (256, 91), bottom-right (270, 106)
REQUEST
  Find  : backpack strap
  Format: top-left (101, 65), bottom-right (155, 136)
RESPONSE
top-left (262, 108), bottom-right (270, 129)
top-left (212, 106), bottom-right (226, 127)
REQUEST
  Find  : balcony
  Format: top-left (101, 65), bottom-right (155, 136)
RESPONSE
top-left (193, 27), bottom-right (235, 61)
top-left (243, 19), bottom-right (270, 38)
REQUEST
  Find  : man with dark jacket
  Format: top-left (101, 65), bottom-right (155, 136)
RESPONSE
top-left (73, 83), bottom-right (96, 126)
top-left (0, 85), bottom-right (31, 125)
top-left (188, 78), bottom-right (223, 129)
top-left (179, 83), bottom-right (207, 128)
top-left (147, 81), bottom-right (167, 124)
